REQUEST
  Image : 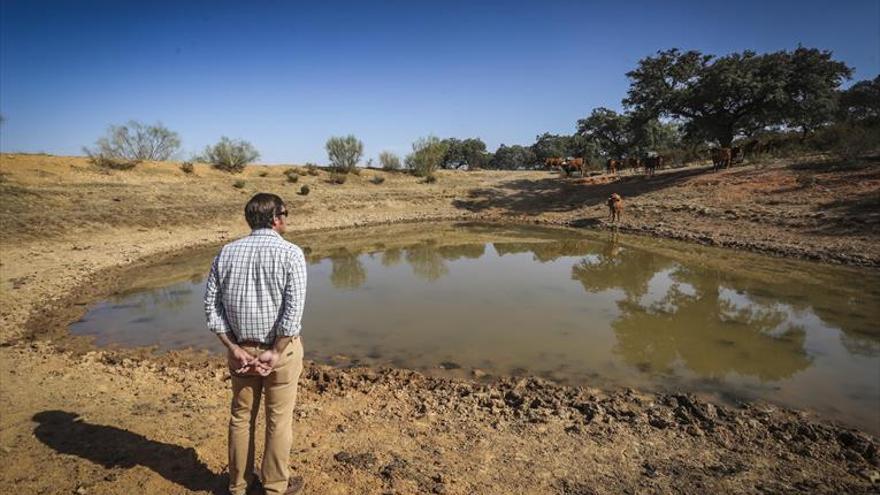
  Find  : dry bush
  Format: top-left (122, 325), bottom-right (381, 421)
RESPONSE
top-left (87, 153), bottom-right (140, 170)
top-left (299, 185), bottom-right (310, 195)
top-left (180, 161), bottom-right (195, 174)
top-left (233, 180), bottom-right (246, 189)
top-left (284, 169), bottom-right (300, 183)
top-left (370, 175), bottom-right (385, 185)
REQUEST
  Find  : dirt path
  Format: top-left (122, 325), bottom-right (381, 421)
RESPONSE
top-left (1, 153), bottom-right (878, 494)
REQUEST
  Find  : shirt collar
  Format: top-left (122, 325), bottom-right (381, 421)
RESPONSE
top-left (250, 228), bottom-right (281, 238)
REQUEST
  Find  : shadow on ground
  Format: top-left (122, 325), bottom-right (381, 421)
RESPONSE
top-left (453, 166), bottom-right (711, 215)
top-left (33, 410), bottom-right (224, 493)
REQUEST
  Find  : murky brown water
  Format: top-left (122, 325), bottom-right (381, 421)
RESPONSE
top-left (70, 223), bottom-right (880, 433)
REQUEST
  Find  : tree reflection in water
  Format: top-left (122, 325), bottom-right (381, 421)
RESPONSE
top-left (328, 248), bottom-right (367, 289)
top-left (571, 239), bottom-right (813, 382)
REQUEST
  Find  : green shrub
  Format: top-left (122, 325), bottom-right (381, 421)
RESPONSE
top-left (180, 161), bottom-right (194, 174)
top-left (299, 185), bottom-right (310, 195)
top-left (379, 151), bottom-right (401, 170)
top-left (233, 180), bottom-right (246, 189)
top-left (284, 169), bottom-right (300, 183)
top-left (406, 136), bottom-right (448, 177)
top-left (326, 135), bottom-right (364, 173)
top-left (202, 137), bottom-right (260, 173)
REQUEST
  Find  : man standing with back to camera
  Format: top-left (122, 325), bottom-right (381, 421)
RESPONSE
top-left (205, 193), bottom-right (308, 495)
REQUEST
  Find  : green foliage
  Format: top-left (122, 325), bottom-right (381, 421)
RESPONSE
top-left (624, 47), bottom-right (852, 146)
top-left (839, 76), bottom-right (880, 125)
top-left (84, 120), bottom-right (181, 165)
top-left (441, 138), bottom-right (488, 169)
top-left (325, 135), bottom-right (364, 173)
top-left (531, 133), bottom-right (573, 162)
top-left (784, 47), bottom-right (852, 137)
top-left (233, 180), bottom-right (246, 189)
top-left (299, 185), bottom-right (310, 195)
top-left (577, 109), bottom-right (632, 159)
top-left (406, 136), bottom-right (448, 177)
top-left (180, 161), bottom-right (195, 174)
top-left (379, 151), bottom-right (401, 170)
top-left (489, 144), bottom-right (537, 169)
top-left (202, 137), bottom-right (260, 173)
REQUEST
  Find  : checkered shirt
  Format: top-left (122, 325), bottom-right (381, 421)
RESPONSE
top-left (204, 229), bottom-right (307, 343)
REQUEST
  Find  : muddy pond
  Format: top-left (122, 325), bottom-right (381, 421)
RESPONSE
top-left (70, 222), bottom-right (880, 433)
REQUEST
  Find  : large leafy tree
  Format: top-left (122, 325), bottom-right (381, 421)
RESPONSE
top-left (839, 75), bottom-right (880, 125)
top-left (441, 138), bottom-right (488, 169)
top-left (489, 144), bottom-right (537, 169)
top-left (624, 48), bottom-right (851, 147)
top-left (577, 108), bottom-right (632, 159)
top-left (531, 133), bottom-right (572, 162)
top-left (784, 46), bottom-right (853, 138)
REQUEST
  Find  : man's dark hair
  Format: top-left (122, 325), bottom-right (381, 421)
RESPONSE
top-left (244, 193), bottom-right (285, 229)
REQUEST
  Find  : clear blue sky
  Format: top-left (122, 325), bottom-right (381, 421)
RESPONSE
top-left (1, 0), bottom-right (878, 164)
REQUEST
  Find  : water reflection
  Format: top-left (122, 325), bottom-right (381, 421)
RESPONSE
top-left (328, 248), bottom-right (366, 289)
top-left (69, 223), bottom-right (880, 433)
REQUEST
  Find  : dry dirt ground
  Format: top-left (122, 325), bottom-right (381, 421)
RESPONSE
top-left (1, 153), bottom-right (878, 494)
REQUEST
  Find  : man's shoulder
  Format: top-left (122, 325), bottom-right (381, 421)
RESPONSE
top-left (224, 234), bottom-right (302, 255)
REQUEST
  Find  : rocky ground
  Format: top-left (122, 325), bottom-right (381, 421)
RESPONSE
top-left (1, 152), bottom-right (878, 494)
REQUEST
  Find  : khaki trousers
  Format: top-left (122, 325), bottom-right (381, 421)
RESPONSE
top-left (228, 338), bottom-right (304, 495)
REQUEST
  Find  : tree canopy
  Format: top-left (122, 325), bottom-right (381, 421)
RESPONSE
top-left (623, 47), bottom-right (852, 146)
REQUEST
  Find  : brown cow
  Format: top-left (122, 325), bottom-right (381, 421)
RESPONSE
top-left (607, 193), bottom-right (623, 223)
top-left (606, 159), bottom-right (619, 175)
top-left (545, 157), bottom-right (564, 169)
top-left (563, 157), bottom-right (585, 177)
top-left (711, 147), bottom-right (732, 172)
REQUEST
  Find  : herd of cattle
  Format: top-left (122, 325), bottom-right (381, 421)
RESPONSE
top-left (545, 146), bottom-right (746, 178)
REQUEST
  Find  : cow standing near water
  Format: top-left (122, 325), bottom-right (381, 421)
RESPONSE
top-left (607, 193), bottom-right (623, 223)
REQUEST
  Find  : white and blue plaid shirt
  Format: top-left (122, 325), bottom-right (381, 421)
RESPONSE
top-left (205, 229), bottom-right (307, 343)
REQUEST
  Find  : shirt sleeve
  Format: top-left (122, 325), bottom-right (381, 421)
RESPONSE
top-left (274, 249), bottom-right (308, 337)
top-left (204, 253), bottom-right (231, 334)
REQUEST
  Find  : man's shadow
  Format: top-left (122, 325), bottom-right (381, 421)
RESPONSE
top-left (33, 410), bottom-right (225, 493)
